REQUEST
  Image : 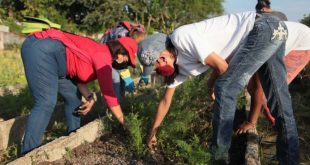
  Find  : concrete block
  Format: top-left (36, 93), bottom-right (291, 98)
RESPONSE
top-left (0, 25), bottom-right (9, 32)
top-left (0, 116), bottom-right (27, 150)
top-left (244, 91), bottom-right (261, 165)
top-left (8, 119), bottom-right (104, 165)
top-left (245, 129), bottom-right (261, 165)
top-left (0, 103), bottom-right (66, 151)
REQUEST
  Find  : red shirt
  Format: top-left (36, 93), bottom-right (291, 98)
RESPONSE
top-left (33, 29), bottom-right (119, 108)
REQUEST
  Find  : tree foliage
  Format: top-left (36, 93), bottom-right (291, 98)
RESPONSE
top-left (0, 0), bottom-right (224, 34)
top-left (301, 14), bottom-right (310, 27)
top-left (126, 0), bottom-right (224, 33)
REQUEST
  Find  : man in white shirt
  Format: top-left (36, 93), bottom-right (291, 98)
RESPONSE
top-left (138, 11), bottom-right (307, 164)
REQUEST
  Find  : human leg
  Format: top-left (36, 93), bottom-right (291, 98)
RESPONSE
top-left (258, 50), bottom-right (299, 165)
top-left (58, 78), bottom-right (81, 133)
top-left (211, 14), bottom-right (292, 163)
top-left (21, 36), bottom-right (65, 154)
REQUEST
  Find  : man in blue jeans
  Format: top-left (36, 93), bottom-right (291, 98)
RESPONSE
top-left (212, 14), bottom-right (299, 164)
top-left (141, 11), bottom-right (299, 165)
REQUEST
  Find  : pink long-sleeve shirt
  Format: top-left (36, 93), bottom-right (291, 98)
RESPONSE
top-left (33, 29), bottom-right (119, 108)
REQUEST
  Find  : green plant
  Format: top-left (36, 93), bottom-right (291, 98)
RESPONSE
top-left (64, 147), bottom-right (73, 160)
top-left (126, 113), bottom-right (145, 158)
top-left (0, 144), bottom-right (19, 164)
top-left (175, 135), bottom-right (211, 164)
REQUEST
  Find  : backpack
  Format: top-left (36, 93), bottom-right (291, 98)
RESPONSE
top-left (100, 21), bottom-right (144, 43)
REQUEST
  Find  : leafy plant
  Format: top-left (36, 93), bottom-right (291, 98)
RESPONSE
top-left (0, 144), bottom-right (18, 164)
top-left (125, 113), bottom-right (145, 158)
top-left (176, 135), bottom-right (211, 164)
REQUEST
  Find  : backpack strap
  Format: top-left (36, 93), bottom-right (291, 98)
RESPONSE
top-left (21, 16), bottom-right (61, 34)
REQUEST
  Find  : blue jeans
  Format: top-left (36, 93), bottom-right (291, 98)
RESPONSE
top-left (21, 36), bottom-right (81, 154)
top-left (112, 68), bottom-right (125, 103)
top-left (211, 13), bottom-right (299, 164)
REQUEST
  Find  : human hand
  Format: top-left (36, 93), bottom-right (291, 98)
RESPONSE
top-left (236, 121), bottom-right (256, 135)
top-left (78, 99), bottom-right (95, 116)
top-left (263, 104), bottom-right (275, 126)
top-left (208, 87), bottom-right (215, 100)
top-left (122, 122), bottom-right (131, 136)
top-left (123, 77), bottom-right (135, 92)
top-left (147, 134), bottom-right (157, 153)
top-left (138, 74), bottom-right (150, 86)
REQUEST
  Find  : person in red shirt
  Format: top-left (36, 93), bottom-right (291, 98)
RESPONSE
top-left (20, 28), bottom-right (137, 154)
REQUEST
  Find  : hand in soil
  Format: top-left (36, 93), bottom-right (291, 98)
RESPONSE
top-left (147, 135), bottom-right (157, 153)
top-left (236, 121), bottom-right (255, 135)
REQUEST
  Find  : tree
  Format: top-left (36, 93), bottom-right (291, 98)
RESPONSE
top-left (0, 0), bottom-right (224, 34)
top-left (126, 0), bottom-right (224, 33)
top-left (301, 14), bottom-right (310, 27)
top-left (0, 0), bottom-right (79, 33)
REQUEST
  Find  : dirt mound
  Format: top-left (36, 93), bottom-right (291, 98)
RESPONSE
top-left (40, 133), bottom-right (170, 165)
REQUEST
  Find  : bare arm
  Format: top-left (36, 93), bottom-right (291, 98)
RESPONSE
top-left (236, 73), bottom-right (275, 134)
top-left (247, 73), bottom-right (265, 125)
top-left (204, 52), bottom-right (229, 98)
top-left (147, 87), bottom-right (176, 150)
top-left (204, 52), bottom-right (229, 76)
top-left (109, 105), bottom-right (125, 124)
top-left (77, 83), bottom-right (96, 116)
top-left (77, 83), bottom-right (92, 98)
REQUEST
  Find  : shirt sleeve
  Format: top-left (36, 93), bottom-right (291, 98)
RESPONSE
top-left (94, 53), bottom-right (119, 108)
top-left (166, 74), bottom-right (187, 88)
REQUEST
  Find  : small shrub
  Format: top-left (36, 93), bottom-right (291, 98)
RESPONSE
top-left (176, 135), bottom-right (211, 164)
top-left (126, 113), bottom-right (145, 158)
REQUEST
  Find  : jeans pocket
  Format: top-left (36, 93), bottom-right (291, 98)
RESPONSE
top-left (266, 20), bottom-right (288, 42)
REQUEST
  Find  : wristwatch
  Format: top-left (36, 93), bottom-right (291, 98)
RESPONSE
top-left (86, 93), bottom-right (97, 102)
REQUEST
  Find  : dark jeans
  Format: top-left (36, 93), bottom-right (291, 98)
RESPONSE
top-left (211, 13), bottom-right (299, 164)
top-left (21, 36), bottom-right (81, 154)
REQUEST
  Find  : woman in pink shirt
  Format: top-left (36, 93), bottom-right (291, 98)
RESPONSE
top-left (20, 28), bottom-right (137, 154)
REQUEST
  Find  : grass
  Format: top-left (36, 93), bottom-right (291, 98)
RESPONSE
top-left (0, 49), bottom-right (26, 87)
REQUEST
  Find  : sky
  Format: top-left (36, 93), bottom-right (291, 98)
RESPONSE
top-left (223, 0), bottom-right (310, 22)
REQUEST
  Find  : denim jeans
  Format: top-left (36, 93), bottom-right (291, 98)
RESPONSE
top-left (21, 36), bottom-right (81, 154)
top-left (111, 68), bottom-right (125, 103)
top-left (211, 13), bottom-right (299, 164)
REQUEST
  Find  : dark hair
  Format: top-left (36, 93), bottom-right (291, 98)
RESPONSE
top-left (256, 0), bottom-right (271, 11)
top-left (106, 40), bottom-right (129, 59)
top-left (164, 37), bottom-right (179, 85)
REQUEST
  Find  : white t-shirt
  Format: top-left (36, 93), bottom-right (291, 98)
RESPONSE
top-left (169, 11), bottom-right (257, 88)
top-left (168, 12), bottom-right (310, 88)
top-left (285, 21), bottom-right (310, 54)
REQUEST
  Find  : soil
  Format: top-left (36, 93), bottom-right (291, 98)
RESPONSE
top-left (39, 133), bottom-right (171, 165)
top-left (37, 109), bottom-right (248, 165)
